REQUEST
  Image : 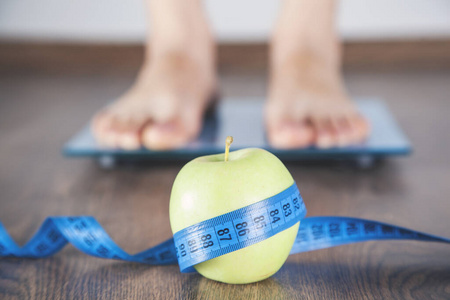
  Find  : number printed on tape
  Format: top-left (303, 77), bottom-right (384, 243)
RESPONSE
top-left (2, 182), bottom-right (449, 274)
top-left (215, 221), bottom-right (238, 248)
top-left (173, 183), bottom-right (306, 272)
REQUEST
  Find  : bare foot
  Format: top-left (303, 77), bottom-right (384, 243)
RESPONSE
top-left (266, 53), bottom-right (369, 149)
top-left (92, 53), bottom-right (215, 150)
top-left (265, 0), bottom-right (369, 149)
top-left (91, 0), bottom-right (216, 150)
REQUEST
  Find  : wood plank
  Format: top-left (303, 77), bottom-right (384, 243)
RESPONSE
top-left (0, 61), bottom-right (450, 299)
top-left (1, 39), bottom-right (450, 75)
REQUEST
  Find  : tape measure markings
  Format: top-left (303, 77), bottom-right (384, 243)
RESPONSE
top-left (291, 216), bottom-right (450, 254)
top-left (0, 216), bottom-right (178, 265)
top-left (1, 183), bottom-right (449, 272)
top-left (173, 183), bottom-right (306, 271)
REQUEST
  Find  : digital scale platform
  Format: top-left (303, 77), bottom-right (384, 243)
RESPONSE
top-left (63, 98), bottom-right (411, 168)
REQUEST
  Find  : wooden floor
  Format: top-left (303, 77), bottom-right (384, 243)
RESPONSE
top-left (1, 64), bottom-right (450, 299)
top-left (2, 39), bottom-right (450, 75)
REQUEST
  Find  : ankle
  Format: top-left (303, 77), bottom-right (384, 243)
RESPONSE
top-left (145, 0), bottom-right (215, 66)
top-left (271, 0), bottom-right (341, 69)
top-left (271, 47), bottom-right (341, 83)
top-left (149, 36), bottom-right (214, 67)
top-left (271, 32), bottom-right (341, 71)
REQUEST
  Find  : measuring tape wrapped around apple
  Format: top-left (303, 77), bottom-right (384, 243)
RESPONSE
top-left (1, 137), bottom-right (449, 284)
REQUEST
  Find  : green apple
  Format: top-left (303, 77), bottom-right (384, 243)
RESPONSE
top-left (169, 146), bottom-right (299, 284)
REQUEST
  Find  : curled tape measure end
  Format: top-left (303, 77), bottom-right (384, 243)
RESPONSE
top-left (1, 184), bottom-right (449, 273)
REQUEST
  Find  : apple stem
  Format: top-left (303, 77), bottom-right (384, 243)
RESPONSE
top-left (225, 136), bottom-right (233, 162)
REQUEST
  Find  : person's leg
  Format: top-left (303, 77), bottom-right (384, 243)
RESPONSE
top-left (92, 0), bottom-right (216, 150)
top-left (266, 0), bottom-right (369, 149)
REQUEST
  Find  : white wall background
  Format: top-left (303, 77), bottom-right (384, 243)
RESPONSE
top-left (0, 0), bottom-right (449, 43)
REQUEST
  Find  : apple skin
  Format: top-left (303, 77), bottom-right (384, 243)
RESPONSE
top-left (169, 148), bottom-right (299, 284)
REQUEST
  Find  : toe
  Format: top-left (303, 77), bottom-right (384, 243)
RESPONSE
top-left (331, 117), bottom-right (353, 147)
top-left (265, 100), bottom-right (314, 149)
top-left (91, 110), bottom-right (110, 136)
top-left (115, 130), bottom-right (141, 150)
top-left (346, 113), bottom-right (370, 144)
top-left (112, 116), bottom-right (145, 150)
top-left (314, 118), bottom-right (337, 149)
top-left (356, 115), bottom-right (370, 141)
top-left (267, 121), bottom-right (314, 149)
top-left (91, 110), bottom-right (118, 147)
top-left (141, 119), bottom-right (200, 150)
top-left (92, 110), bottom-right (144, 150)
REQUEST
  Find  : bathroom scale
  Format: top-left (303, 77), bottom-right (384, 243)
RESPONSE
top-left (63, 98), bottom-right (411, 167)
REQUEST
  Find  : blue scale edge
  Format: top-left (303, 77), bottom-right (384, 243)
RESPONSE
top-left (63, 98), bottom-right (412, 160)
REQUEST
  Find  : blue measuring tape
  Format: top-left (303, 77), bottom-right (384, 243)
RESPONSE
top-left (173, 183), bottom-right (305, 272)
top-left (1, 183), bottom-right (449, 272)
